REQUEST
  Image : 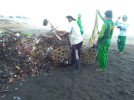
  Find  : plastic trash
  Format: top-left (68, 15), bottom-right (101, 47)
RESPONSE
top-left (13, 96), bottom-right (21, 100)
top-left (15, 33), bottom-right (20, 37)
top-left (46, 47), bottom-right (53, 53)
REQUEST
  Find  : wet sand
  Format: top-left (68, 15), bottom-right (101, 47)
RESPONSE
top-left (0, 19), bottom-right (134, 100)
top-left (0, 19), bottom-right (48, 34)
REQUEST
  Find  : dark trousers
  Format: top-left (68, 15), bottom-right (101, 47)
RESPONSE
top-left (71, 41), bottom-right (83, 64)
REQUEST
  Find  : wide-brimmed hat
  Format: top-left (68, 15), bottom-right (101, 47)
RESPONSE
top-left (66, 15), bottom-right (76, 21)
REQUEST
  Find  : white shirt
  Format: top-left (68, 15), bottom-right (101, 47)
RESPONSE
top-left (115, 19), bottom-right (129, 36)
top-left (66, 21), bottom-right (83, 45)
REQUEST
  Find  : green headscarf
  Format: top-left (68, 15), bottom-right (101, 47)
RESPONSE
top-left (122, 15), bottom-right (127, 18)
top-left (78, 13), bottom-right (81, 16)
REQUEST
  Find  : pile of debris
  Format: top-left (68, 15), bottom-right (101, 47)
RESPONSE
top-left (0, 29), bottom-right (98, 84)
top-left (0, 31), bottom-right (71, 84)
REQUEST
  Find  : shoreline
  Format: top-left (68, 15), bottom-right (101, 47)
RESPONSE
top-left (1, 19), bottom-right (133, 45)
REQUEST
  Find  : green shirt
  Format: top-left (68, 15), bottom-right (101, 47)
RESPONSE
top-left (77, 17), bottom-right (82, 29)
top-left (77, 17), bottom-right (84, 34)
top-left (98, 13), bottom-right (115, 45)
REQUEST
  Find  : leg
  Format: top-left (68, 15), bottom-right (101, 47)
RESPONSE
top-left (117, 36), bottom-right (121, 53)
top-left (72, 42), bottom-right (83, 74)
top-left (119, 36), bottom-right (126, 54)
top-left (97, 44), bottom-right (109, 71)
top-left (75, 41), bottom-right (83, 60)
top-left (71, 45), bottom-right (76, 65)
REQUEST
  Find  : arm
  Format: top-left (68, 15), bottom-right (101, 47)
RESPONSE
top-left (115, 17), bottom-right (124, 30)
top-left (110, 30), bottom-right (114, 39)
top-left (57, 22), bottom-right (72, 37)
top-left (115, 16), bottom-right (122, 26)
top-left (98, 23), bottom-right (107, 39)
top-left (110, 22), bottom-right (115, 39)
top-left (56, 30), bottom-right (66, 33)
top-left (115, 19), bottom-right (120, 26)
top-left (77, 18), bottom-right (83, 29)
top-left (56, 30), bottom-right (69, 37)
top-left (62, 32), bottom-right (70, 37)
top-left (95, 23), bottom-right (107, 46)
top-left (120, 24), bottom-right (129, 30)
top-left (110, 27), bottom-right (114, 39)
top-left (98, 11), bottom-right (106, 22)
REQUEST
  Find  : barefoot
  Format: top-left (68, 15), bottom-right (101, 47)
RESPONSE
top-left (118, 52), bottom-right (123, 54)
top-left (96, 68), bottom-right (103, 72)
top-left (117, 51), bottom-right (120, 54)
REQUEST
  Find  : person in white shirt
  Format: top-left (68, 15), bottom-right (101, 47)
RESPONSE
top-left (115, 15), bottom-right (129, 54)
top-left (56, 15), bottom-right (83, 74)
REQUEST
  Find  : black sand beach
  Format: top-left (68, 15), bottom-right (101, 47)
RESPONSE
top-left (0, 19), bottom-right (134, 100)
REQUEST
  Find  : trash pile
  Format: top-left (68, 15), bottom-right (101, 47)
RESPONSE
top-left (0, 31), bottom-right (70, 84)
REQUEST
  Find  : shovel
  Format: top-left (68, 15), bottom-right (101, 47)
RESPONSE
top-left (43, 19), bottom-right (62, 41)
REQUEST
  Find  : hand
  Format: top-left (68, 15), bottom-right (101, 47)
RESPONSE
top-left (59, 33), bottom-right (64, 37)
top-left (97, 31), bottom-right (100, 35)
top-left (96, 10), bottom-right (100, 14)
top-left (118, 39), bottom-right (121, 42)
top-left (95, 39), bottom-right (100, 47)
top-left (95, 42), bottom-right (98, 48)
top-left (55, 30), bottom-right (59, 33)
top-left (118, 16), bottom-right (121, 19)
top-left (117, 26), bottom-right (121, 29)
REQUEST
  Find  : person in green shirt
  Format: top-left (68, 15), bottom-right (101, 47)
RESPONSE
top-left (95, 10), bottom-right (115, 71)
top-left (77, 13), bottom-right (84, 35)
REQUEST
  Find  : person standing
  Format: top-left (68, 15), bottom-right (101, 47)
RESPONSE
top-left (115, 15), bottom-right (129, 54)
top-left (96, 10), bottom-right (115, 71)
top-left (56, 15), bottom-right (83, 74)
top-left (77, 13), bottom-right (84, 35)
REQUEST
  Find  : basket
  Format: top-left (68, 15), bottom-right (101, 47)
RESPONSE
top-left (81, 46), bottom-right (98, 65)
top-left (50, 46), bottom-right (71, 66)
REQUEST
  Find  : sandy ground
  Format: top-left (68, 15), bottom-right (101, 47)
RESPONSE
top-left (0, 19), bottom-right (134, 100)
top-left (0, 19), bottom-right (48, 34)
